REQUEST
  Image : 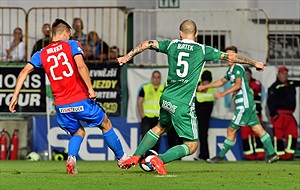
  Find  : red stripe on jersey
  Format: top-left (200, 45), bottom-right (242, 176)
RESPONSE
top-left (40, 41), bottom-right (89, 105)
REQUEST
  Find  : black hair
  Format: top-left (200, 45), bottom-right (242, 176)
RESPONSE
top-left (152, 70), bottom-right (161, 77)
top-left (201, 70), bottom-right (212, 82)
top-left (245, 67), bottom-right (252, 74)
top-left (225, 46), bottom-right (238, 53)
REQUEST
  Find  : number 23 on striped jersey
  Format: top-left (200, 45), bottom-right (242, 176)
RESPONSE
top-left (47, 52), bottom-right (74, 80)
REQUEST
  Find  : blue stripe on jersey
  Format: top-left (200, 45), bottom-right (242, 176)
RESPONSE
top-left (29, 51), bottom-right (42, 68)
top-left (28, 40), bottom-right (83, 68)
top-left (67, 40), bottom-right (84, 56)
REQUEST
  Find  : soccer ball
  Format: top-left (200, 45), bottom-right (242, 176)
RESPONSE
top-left (139, 150), bottom-right (158, 172)
top-left (26, 152), bottom-right (41, 161)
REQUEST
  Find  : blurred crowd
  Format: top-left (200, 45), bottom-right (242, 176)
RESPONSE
top-left (0, 17), bottom-right (121, 63)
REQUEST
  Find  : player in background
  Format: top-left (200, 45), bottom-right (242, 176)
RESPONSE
top-left (117, 19), bottom-right (265, 175)
top-left (200, 46), bottom-right (278, 164)
top-left (8, 18), bottom-right (128, 174)
top-left (241, 67), bottom-right (265, 160)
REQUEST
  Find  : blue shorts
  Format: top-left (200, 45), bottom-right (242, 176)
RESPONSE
top-left (55, 98), bottom-right (105, 134)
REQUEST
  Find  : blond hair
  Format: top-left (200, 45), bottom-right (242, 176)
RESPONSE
top-left (52, 18), bottom-right (72, 36)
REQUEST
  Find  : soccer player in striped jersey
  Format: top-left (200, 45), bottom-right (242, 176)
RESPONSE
top-left (200, 46), bottom-right (278, 164)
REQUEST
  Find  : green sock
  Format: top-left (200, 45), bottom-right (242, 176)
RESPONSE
top-left (219, 139), bottom-right (234, 158)
top-left (260, 133), bottom-right (275, 156)
top-left (159, 144), bottom-right (190, 164)
top-left (134, 129), bottom-right (159, 156)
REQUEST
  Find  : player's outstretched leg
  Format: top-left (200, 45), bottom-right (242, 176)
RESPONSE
top-left (66, 155), bottom-right (77, 174)
top-left (119, 155), bottom-right (140, 169)
top-left (150, 155), bottom-right (167, 175)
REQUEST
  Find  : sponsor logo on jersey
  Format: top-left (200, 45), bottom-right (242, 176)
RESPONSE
top-left (162, 100), bottom-right (177, 114)
top-left (59, 106), bottom-right (84, 113)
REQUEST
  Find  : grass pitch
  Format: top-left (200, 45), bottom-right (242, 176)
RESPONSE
top-left (0, 160), bottom-right (299, 190)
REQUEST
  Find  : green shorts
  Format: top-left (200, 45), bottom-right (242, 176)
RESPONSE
top-left (159, 96), bottom-right (198, 141)
top-left (230, 106), bottom-right (260, 130)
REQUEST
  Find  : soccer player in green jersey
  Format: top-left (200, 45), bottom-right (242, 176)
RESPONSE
top-left (199, 46), bottom-right (278, 164)
top-left (118, 20), bottom-right (265, 174)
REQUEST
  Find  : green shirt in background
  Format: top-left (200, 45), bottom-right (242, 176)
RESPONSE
top-left (224, 63), bottom-right (255, 110)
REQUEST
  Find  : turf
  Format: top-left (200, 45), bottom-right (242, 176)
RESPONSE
top-left (0, 160), bottom-right (299, 190)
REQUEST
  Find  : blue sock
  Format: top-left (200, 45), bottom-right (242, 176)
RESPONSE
top-left (68, 135), bottom-right (83, 157)
top-left (103, 128), bottom-right (124, 159)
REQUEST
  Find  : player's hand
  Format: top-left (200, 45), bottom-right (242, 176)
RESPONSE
top-left (197, 85), bottom-right (207, 92)
top-left (255, 62), bottom-right (264, 72)
top-left (214, 92), bottom-right (224, 99)
top-left (89, 90), bottom-right (97, 101)
top-left (9, 96), bottom-right (18, 113)
top-left (117, 56), bottom-right (129, 66)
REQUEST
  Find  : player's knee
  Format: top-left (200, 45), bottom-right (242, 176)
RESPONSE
top-left (151, 124), bottom-right (166, 136)
top-left (252, 124), bottom-right (265, 137)
top-left (226, 126), bottom-right (237, 140)
top-left (74, 127), bottom-right (85, 138)
top-left (99, 115), bottom-right (112, 132)
top-left (185, 141), bottom-right (198, 155)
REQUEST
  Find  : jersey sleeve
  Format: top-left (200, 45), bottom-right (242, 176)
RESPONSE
top-left (234, 66), bottom-right (244, 79)
top-left (68, 40), bottom-right (84, 57)
top-left (204, 45), bottom-right (223, 62)
top-left (224, 68), bottom-right (230, 80)
top-left (157, 40), bottom-right (172, 53)
top-left (27, 51), bottom-right (42, 68)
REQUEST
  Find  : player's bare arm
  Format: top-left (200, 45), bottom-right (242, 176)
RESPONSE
top-left (214, 78), bottom-right (241, 99)
top-left (197, 78), bottom-right (226, 92)
top-left (221, 78), bottom-right (242, 96)
top-left (74, 55), bottom-right (96, 100)
top-left (9, 63), bottom-right (34, 113)
top-left (221, 53), bottom-right (264, 71)
top-left (137, 97), bottom-right (145, 118)
top-left (118, 40), bottom-right (159, 66)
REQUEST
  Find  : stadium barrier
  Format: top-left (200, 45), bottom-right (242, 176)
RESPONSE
top-left (26, 6), bottom-right (127, 61)
top-left (0, 7), bottom-right (27, 62)
top-left (1, 7), bottom-right (299, 69)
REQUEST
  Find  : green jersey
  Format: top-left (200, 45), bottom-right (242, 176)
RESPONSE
top-left (224, 63), bottom-right (255, 109)
top-left (157, 39), bottom-right (222, 106)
